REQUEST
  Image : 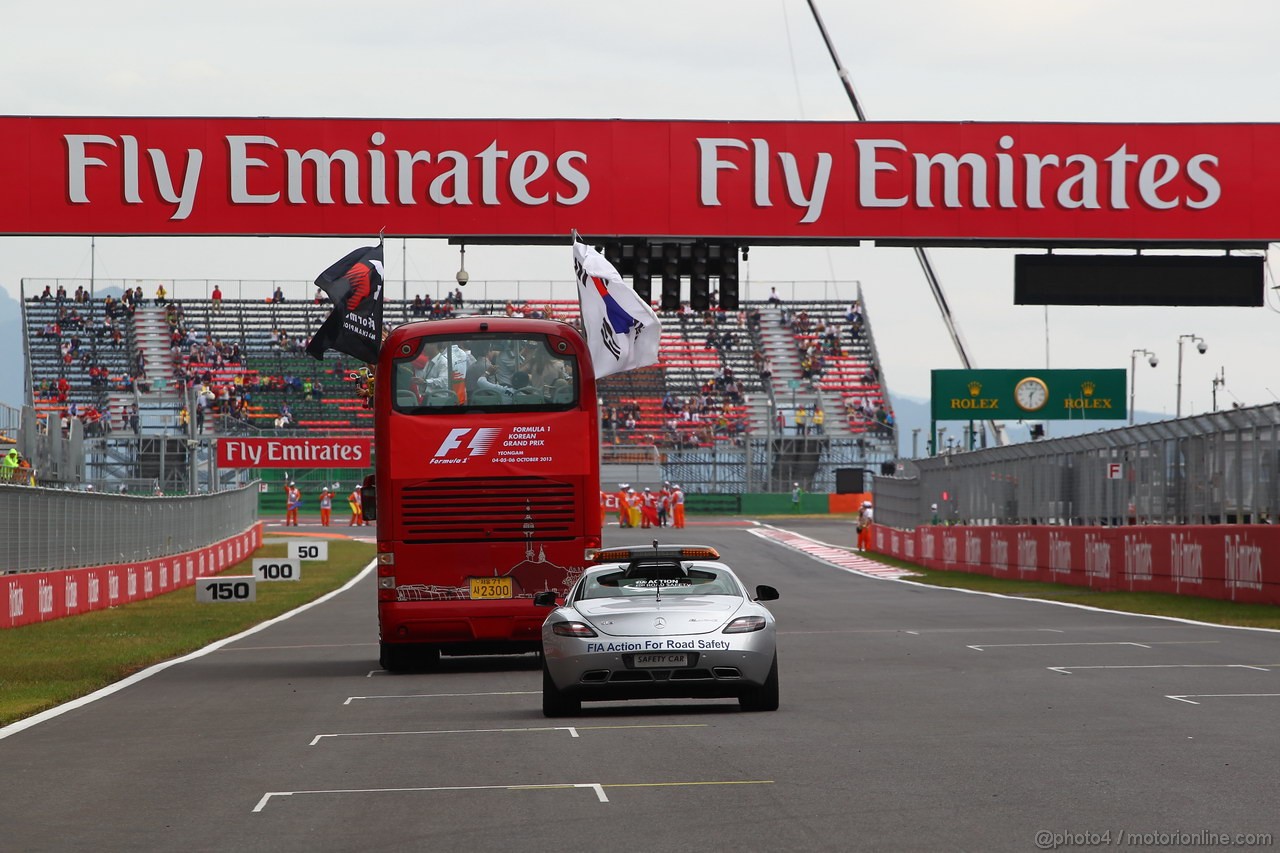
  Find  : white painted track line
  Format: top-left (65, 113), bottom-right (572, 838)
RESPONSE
top-left (1165, 694), bottom-right (1280, 705)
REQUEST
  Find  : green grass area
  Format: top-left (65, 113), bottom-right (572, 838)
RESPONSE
top-left (864, 552), bottom-right (1280, 630)
top-left (0, 539), bottom-right (374, 727)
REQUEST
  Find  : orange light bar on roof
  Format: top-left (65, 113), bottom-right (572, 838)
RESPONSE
top-left (592, 546), bottom-right (721, 562)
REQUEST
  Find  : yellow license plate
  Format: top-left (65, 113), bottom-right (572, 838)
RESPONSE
top-left (469, 577), bottom-right (513, 600)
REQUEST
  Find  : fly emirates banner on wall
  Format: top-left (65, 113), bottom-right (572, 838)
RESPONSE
top-left (216, 438), bottom-right (371, 468)
top-left (1, 117), bottom-right (1279, 243)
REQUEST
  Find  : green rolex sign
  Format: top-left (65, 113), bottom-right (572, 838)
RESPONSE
top-left (930, 369), bottom-right (1127, 421)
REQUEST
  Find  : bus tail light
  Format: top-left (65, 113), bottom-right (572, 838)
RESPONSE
top-left (377, 576), bottom-right (396, 602)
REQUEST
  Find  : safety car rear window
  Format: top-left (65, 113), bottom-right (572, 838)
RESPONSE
top-left (576, 565), bottom-right (740, 600)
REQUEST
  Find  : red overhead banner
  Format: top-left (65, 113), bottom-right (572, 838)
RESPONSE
top-left (217, 437), bottom-right (371, 468)
top-left (1, 117), bottom-right (1278, 244)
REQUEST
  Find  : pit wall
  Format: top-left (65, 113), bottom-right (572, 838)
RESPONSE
top-left (872, 524), bottom-right (1280, 606)
top-left (3, 523), bottom-right (263, 629)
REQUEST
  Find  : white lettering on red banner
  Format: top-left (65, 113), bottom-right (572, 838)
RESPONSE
top-left (217, 438), bottom-right (371, 468)
top-left (3, 118), bottom-right (1279, 243)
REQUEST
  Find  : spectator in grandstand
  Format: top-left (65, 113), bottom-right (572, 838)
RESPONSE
top-left (453, 287), bottom-right (464, 306)
top-left (411, 295), bottom-right (426, 317)
top-left (37, 284), bottom-right (52, 301)
top-left (195, 402), bottom-right (205, 433)
top-left (127, 404), bottom-right (140, 435)
top-left (154, 283), bottom-right (167, 306)
top-left (132, 285), bottom-right (144, 305)
top-left (56, 284), bottom-right (67, 303)
top-left (211, 285), bottom-right (223, 312)
top-left (768, 287), bottom-right (780, 304)
top-left (273, 286), bottom-right (285, 303)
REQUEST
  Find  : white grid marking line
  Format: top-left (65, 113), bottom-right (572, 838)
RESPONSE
top-left (969, 642), bottom-right (1155, 651)
top-left (1165, 693), bottom-right (1280, 705)
top-left (252, 778), bottom-right (771, 813)
top-left (254, 782), bottom-right (607, 813)
top-left (970, 640), bottom-right (1220, 651)
top-left (309, 726), bottom-right (577, 746)
top-left (309, 722), bottom-right (704, 744)
top-left (1049, 663), bottom-right (1280, 675)
top-left (344, 691), bottom-right (539, 705)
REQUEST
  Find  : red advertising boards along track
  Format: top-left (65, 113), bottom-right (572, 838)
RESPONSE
top-left (1, 116), bottom-right (1277, 244)
top-left (2, 525), bottom-right (263, 629)
top-left (873, 524), bottom-right (1280, 606)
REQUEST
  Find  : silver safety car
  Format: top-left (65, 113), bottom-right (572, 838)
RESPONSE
top-left (536, 544), bottom-right (780, 716)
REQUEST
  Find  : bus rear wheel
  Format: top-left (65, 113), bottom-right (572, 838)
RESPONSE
top-left (379, 642), bottom-right (440, 672)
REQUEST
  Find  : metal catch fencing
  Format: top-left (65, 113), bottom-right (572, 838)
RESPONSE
top-left (1, 482), bottom-right (260, 573)
top-left (874, 403), bottom-right (1280, 530)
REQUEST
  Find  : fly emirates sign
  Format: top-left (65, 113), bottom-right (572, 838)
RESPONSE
top-left (217, 438), bottom-right (371, 468)
top-left (1, 117), bottom-right (1277, 242)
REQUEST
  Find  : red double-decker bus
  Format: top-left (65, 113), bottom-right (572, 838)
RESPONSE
top-left (367, 316), bottom-right (601, 671)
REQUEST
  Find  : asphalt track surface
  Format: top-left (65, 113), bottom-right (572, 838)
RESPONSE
top-left (4, 518), bottom-right (1280, 852)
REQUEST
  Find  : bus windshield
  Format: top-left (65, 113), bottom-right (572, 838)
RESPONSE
top-left (392, 333), bottom-right (579, 411)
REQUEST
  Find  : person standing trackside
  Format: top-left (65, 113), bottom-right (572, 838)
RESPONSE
top-left (857, 501), bottom-right (874, 552)
top-left (672, 484), bottom-right (686, 529)
top-left (1, 448), bottom-right (18, 483)
top-left (349, 484), bottom-right (365, 526)
top-left (319, 485), bottom-right (334, 527)
top-left (791, 482), bottom-right (802, 512)
top-left (285, 481), bottom-right (301, 526)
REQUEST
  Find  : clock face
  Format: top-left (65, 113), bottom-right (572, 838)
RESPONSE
top-left (1015, 377), bottom-right (1049, 411)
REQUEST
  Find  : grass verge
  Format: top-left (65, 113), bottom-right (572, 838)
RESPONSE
top-left (863, 552), bottom-right (1280, 630)
top-left (0, 538), bottom-right (374, 727)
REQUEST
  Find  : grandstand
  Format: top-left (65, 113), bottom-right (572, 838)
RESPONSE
top-left (19, 283), bottom-right (897, 492)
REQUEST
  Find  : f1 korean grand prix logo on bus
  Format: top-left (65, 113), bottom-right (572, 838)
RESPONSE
top-left (431, 427), bottom-right (503, 463)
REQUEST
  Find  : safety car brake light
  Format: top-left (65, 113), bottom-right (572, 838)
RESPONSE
top-left (722, 616), bottom-right (766, 634)
top-left (552, 621), bottom-right (598, 638)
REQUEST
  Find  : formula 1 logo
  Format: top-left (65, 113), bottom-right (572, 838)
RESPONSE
top-left (433, 427), bottom-right (503, 461)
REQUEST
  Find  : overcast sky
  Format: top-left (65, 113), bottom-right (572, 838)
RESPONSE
top-left (3, 0), bottom-right (1279, 416)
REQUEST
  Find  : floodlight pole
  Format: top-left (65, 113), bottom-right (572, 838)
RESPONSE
top-left (805, 0), bottom-right (1005, 447)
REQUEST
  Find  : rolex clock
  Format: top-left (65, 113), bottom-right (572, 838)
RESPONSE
top-left (1014, 376), bottom-right (1049, 412)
